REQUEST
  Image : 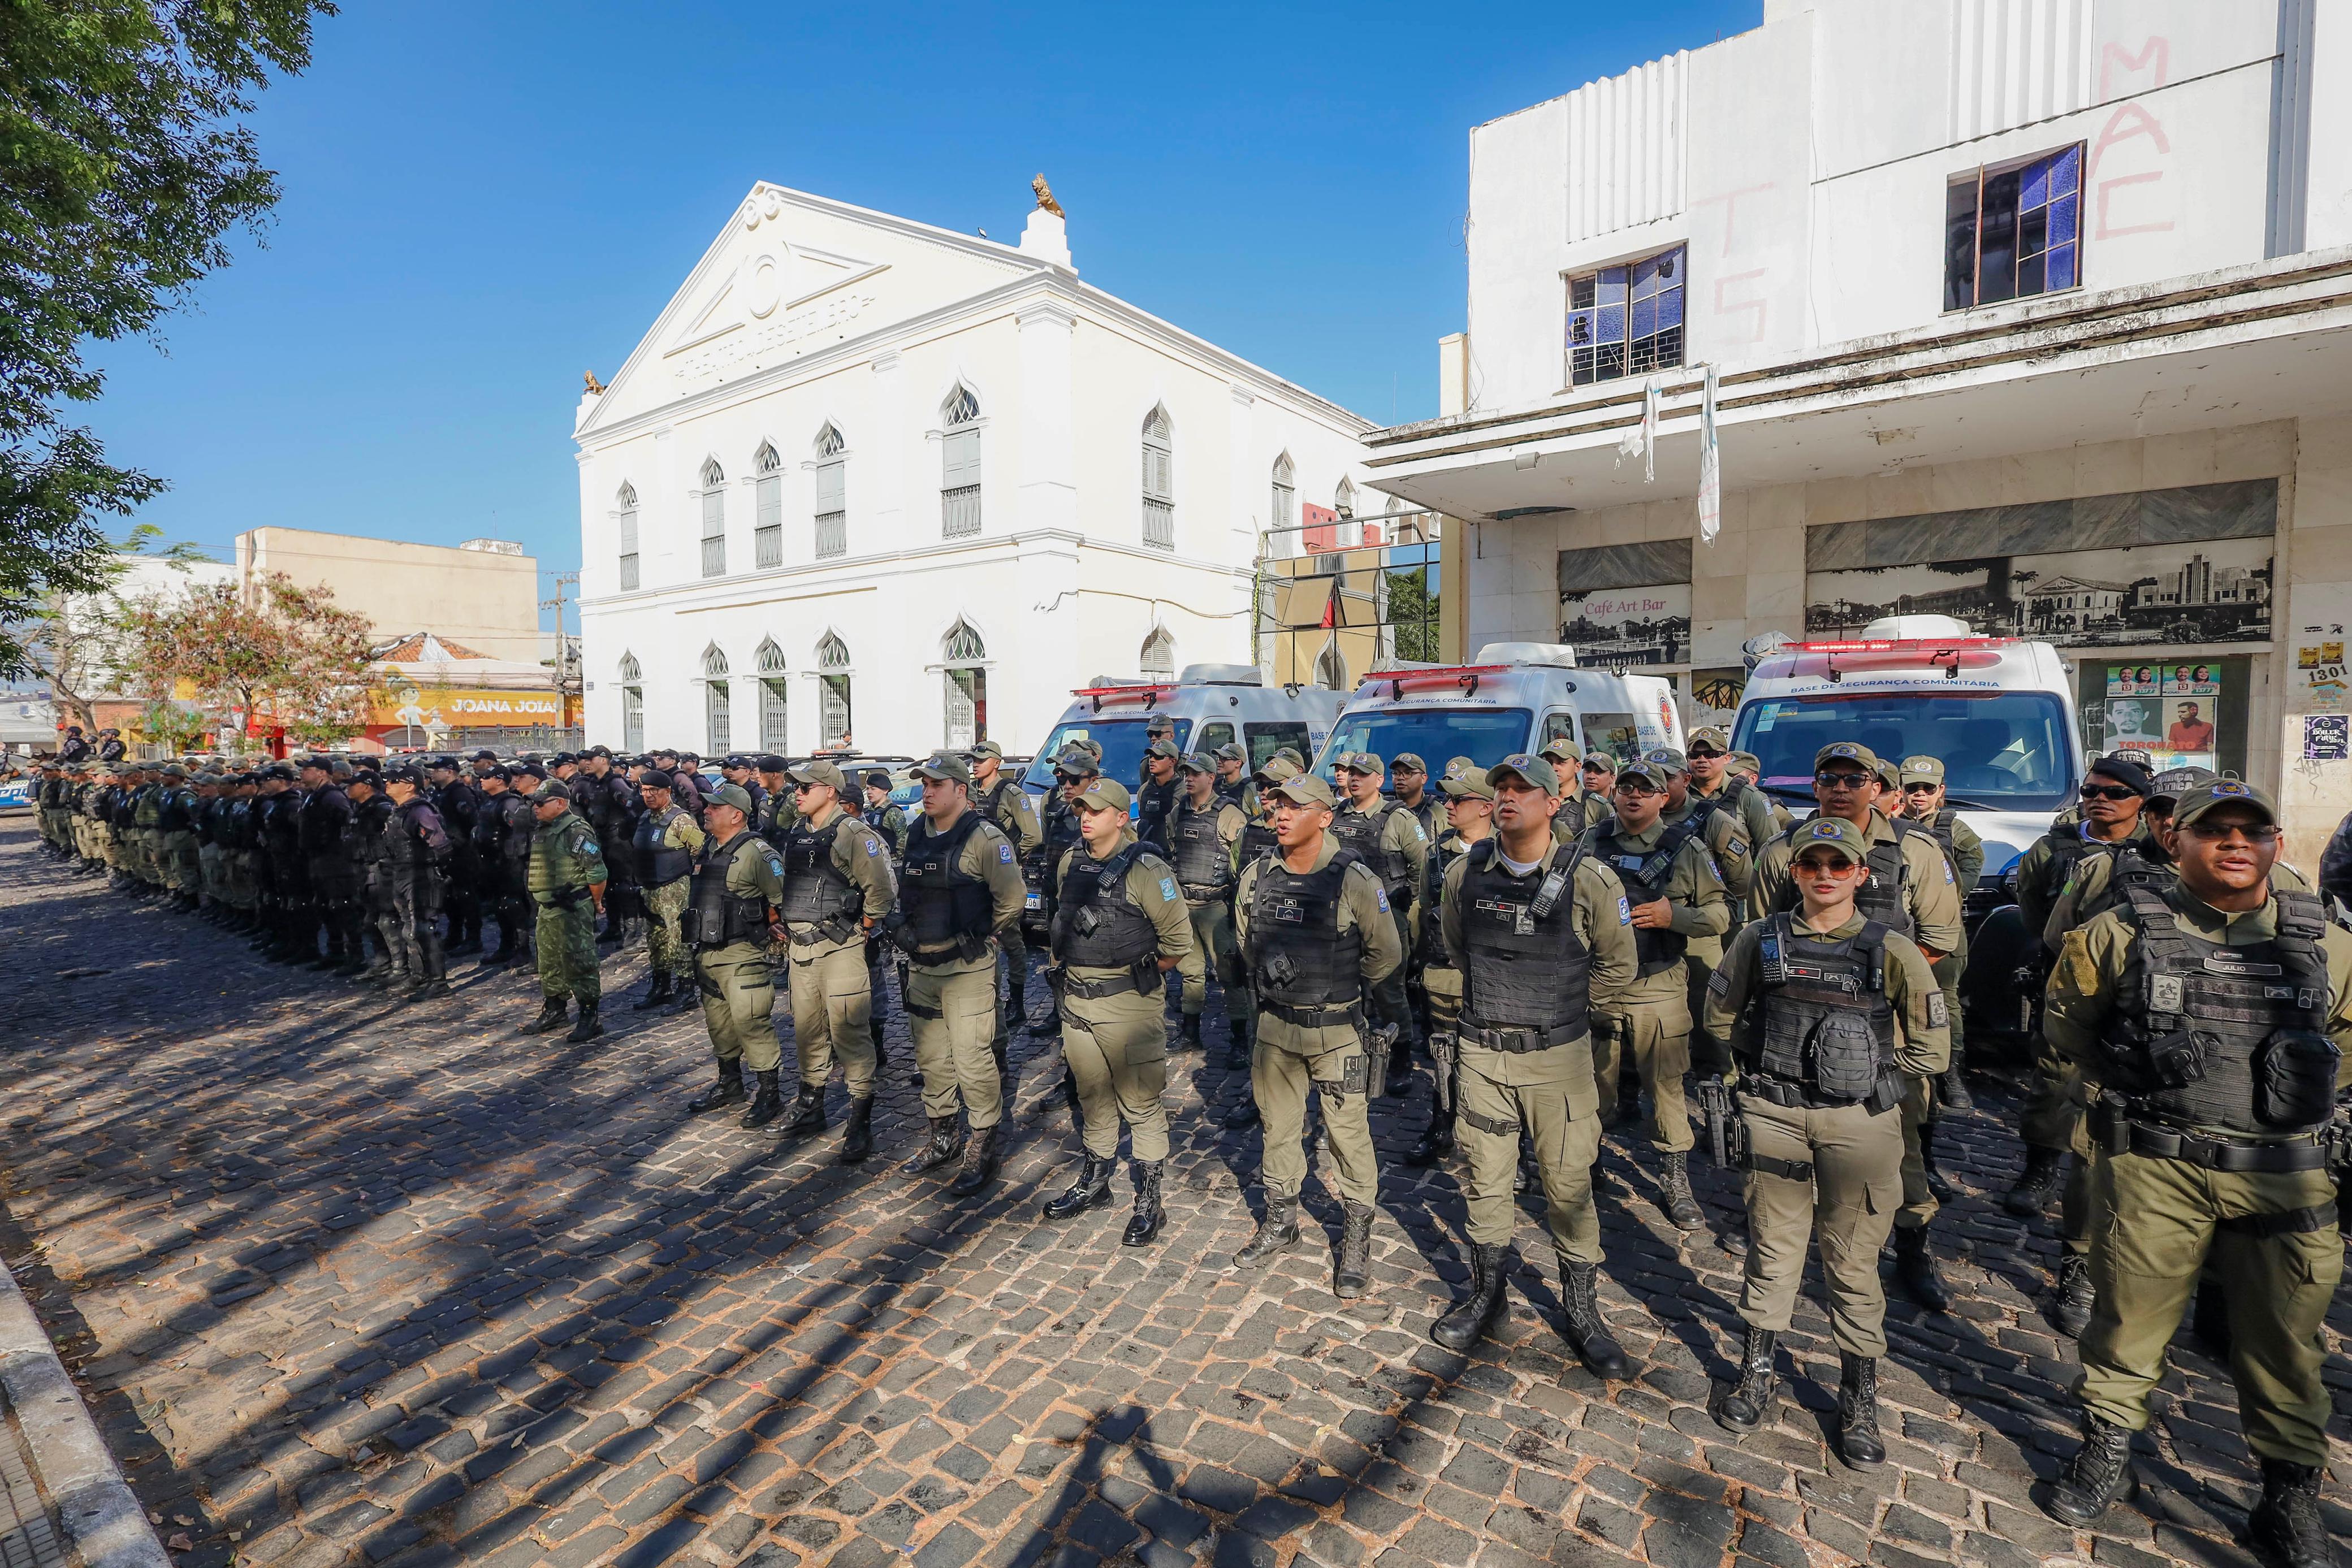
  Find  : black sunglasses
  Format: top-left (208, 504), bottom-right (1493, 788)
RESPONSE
top-left (2080, 783), bottom-right (2140, 802)
top-left (1815, 770), bottom-right (1871, 788)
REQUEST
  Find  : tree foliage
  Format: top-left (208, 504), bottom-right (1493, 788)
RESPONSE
top-left (1385, 566), bottom-right (1439, 664)
top-left (21, 521), bottom-right (211, 733)
top-left (0, 0), bottom-right (334, 678)
top-left (118, 572), bottom-right (373, 751)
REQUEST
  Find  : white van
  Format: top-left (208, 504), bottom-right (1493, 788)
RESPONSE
top-left (1020, 664), bottom-right (1347, 804)
top-left (1311, 643), bottom-right (1684, 780)
top-left (1728, 614), bottom-right (2084, 896)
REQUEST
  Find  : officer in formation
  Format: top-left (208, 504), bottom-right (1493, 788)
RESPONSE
top-left (376, 766), bottom-right (453, 996)
top-left (771, 759), bottom-right (895, 1159)
top-left (519, 778), bottom-right (608, 1041)
top-left (1040, 776), bottom-right (1193, 1245)
top-left (1165, 751), bottom-right (1251, 1053)
top-left (1893, 756), bottom-right (1983, 1111)
top-left (677, 783), bottom-right (789, 1117)
top-left (1330, 751), bottom-right (1428, 1095)
top-left (967, 740), bottom-right (1043, 1029)
top-left (1135, 736), bottom-right (1182, 851)
top-left (1542, 738), bottom-right (1592, 842)
top-left (629, 772), bottom-right (704, 1011)
top-left (1212, 743), bottom-right (1253, 812)
top-left (1402, 756), bottom-right (1488, 1168)
top-left (1027, 743), bottom-right (1098, 1038)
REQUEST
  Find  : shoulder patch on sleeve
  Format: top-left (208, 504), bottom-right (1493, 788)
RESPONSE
top-left (1724, 839), bottom-right (1746, 858)
top-left (1707, 969), bottom-right (1730, 998)
top-left (1374, 887), bottom-right (1390, 912)
top-left (1925, 991), bottom-right (1949, 1028)
top-left (1943, 859), bottom-right (1954, 883)
top-left (1618, 895), bottom-right (1632, 925)
top-left (1159, 875), bottom-right (1178, 902)
top-left (999, 842), bottom-right (1015, 863)
top-left (865, 836), bottom-right (881, 856)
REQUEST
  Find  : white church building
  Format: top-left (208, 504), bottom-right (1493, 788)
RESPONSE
top-left (574, 180), bottom-right (1382, 759)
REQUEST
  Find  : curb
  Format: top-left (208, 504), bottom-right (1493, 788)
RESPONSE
top-left (0, 1254), bottom-right (170, 1568)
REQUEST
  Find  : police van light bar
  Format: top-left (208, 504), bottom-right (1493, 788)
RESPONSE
top-left (1364, 663), bottom-right (1515, 701)
top-left (1071, 682), bottom-right (1174, 714)
top-left (1793, 637), bottom-right (2013, 654)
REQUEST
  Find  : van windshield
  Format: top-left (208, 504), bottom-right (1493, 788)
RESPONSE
top-left (1021, 717), bottom-right (1192, 790)
top-left (1313, 708), bottom-right (1533, 782)
top-left (1731, 691), bottom-right (2077, 811)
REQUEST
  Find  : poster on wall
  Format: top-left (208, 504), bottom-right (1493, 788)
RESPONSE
top-left (1558, 539), bottom-right (1692, 668)
top-left (2303, 714), bottom-right (2347, 762)
top-left (2100, 663), bottom-right (2221, 770)
top-left (1804, 480), bottom-right (2276, 649)
top-left (2293, 625), bottom-right (2350, 714)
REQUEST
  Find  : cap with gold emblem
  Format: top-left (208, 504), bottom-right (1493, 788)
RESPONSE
top-left (1488, 753), bottom-right (1560, 794)
top-left (1438, 759), bottom-right (1495, 800)
top-left (1075, 777), bottom-right (1133, 814)
top-left (2170, 776), bottom-right (2276, 830)
top-left (1265, 773), bottom-right (1337, 808)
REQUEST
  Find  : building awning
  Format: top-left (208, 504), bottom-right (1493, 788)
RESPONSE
top-left (1365, 246), bottom-right (2352, 521)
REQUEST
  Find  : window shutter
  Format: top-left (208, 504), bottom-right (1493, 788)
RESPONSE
top-left (943, 428), bottom-right (982, 489)
top-left (702, 488), bottom-right (724, 539)
top-left (816, 460), bottom-right (845, 514)
top-left (756, 476), bottom-right (781, 531)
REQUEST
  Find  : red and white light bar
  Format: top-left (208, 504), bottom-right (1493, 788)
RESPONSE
top-left (1793, 636), bottom-right (2013, 653)
top-left (1363, 663), bottom-right (1515, 698)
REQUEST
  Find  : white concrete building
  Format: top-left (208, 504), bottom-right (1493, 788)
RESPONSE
top-left (574, 182), bottom-right (1380, 759)
top-left (1368, 0), bottom-right (2352, 848)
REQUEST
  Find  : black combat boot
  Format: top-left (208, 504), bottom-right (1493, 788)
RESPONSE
top-left (520, 997), bottom-right (569, 1034)
top-left (1404, 1101), bottom-right (1455, 1168)
top-left (2050, 1254), bottom-right (2094, 1339)
top-left (1920, 1121), bottom-right (1958, 1204)
top-left (1382, 1028), bottom-right (1416, 1099)
top-left (686, 1063), bottom-right (748, 1114)
top-left (1043, 1154), bottom-right (1114, 1220)
top-left (1660, 1152), bottom-right (1704, 1231)
top-left (2247, 1459), bottom-right (2331, 1568)
top-left (781, 1082), bottom-right (827, 1137)
top-left (1122, 1160), bottom-right (1164, 1246)
top-left (1938, 1046), bottom-right (1972, 1111)
top-left (1609, 1076), bottom-right (1642, 1129)
top-left (1711, 1326), bottom-right (1778, 1434)
top-left (1229, 1194), bottom-right (1299, 1269)
top-left (2004, 1147), bottom-right (2064, 1216)
top-left (672, 972), bottom-right (699, 1012)
top-left (1892, 1226), bottom-right (1951, 1312)
top-left (1836, 1353), bottom-right (1886, 1467)
top-left (838, 1098), bottom-right (875, 1164)
top-left (1557, 1261), bottom-right (1631, 1379)
top-left (410, 977), bottom-right (452, 1001)
top-left (1179, 1012), bottom-right (1203, 1051)
top-left (947, 1123), bottom-right (1001, 1197)
top-left (1333, 1200), bottom-right (1376, 1299)
top-left (1225, 1018), bottom-right (1252, 1073)
top-left (1430, 1241), bottom-right (1509, 1351)
top-left (633, 972), bottom-right (673, 1010)
top-left (900, 1115), bottom-right (965, 1176)
top-left (564, 1003), bottom-right (603, 1043)
top-left (2191, 1274), bottom-right (2233, 1362)
top-left (1222, 1093), bottom-right (1261, 1130)
top-left (2043, 1413), bottom-right (2137, 1525)
top-left (741, 1070), bottom-right (785, 1129)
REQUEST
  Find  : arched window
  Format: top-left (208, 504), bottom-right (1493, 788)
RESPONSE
top-left (699, 459), bottom-right (727, 578)
top-left (1315, 639), bottom-right (1347, 691)
top-left (1141, 406), bottom-right (1174, 549)
top-left (755, 640), bottom-right (788, 750)
top-left (1140, 626), bottom-right (1175, 681)
top-left (1271, 454), bottom-right (1295, 556)
top-left (616, 483), bottom-right (641, 591)
top-left (1334, 478), bottom-right (1356, 519)
top-left (619, 652), bottom-right (643, 752)
top-left (941, 386), bottom-right (982, 538)
top-left (753, 444), bottom-right (783, 569)
top-left (941, 621), bottom-right (987, 750)
top-left (815, 633), bottom-right (852, 749)
top-left (813, 423), bottom-right (847, 558)
top-left (701, 644), bottom-right (730, 752)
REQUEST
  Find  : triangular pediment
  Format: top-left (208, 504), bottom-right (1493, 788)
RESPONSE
top-left (667, 233), bottom-right (890, 357)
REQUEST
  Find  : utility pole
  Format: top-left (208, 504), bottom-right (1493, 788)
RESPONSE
top-left (541, 571), bottom-right (580, 741)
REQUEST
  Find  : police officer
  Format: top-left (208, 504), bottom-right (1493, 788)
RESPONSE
top-left (861, 771), bottom-right (908, 855)
top-left (1225, 772), bottom-right (1405, 1299)
top-left (1896, 756), bottom-right (1983, 1111)
top-left (629, 773), bottom-right (704, 1011)
top-left (427, 759), bottom-right (485, 955)
top-left (154, 762), bottom-right (201, 911)
top-left (58, 725), bottom-right (90, 765)
top-left (1220, 755), bottom-right (1302, 1116)
top-left (1166, 752), bottom-right (1250, 1052)
top-left (1404, 759), bottom-right (1490, 1167)
top-left (495, 765), bottom-right (543, 965)
top-left (473, 768), bottom-right (521, 964)
top-left (349, 769), bottom-right (399, 982)
top-left (773, 759), bottom-right (896, 1158)
top-left (1389, 753), bottom-right (1439, 843)
top-left (1330, 751), bottom-right (1428, 1094)
top-left (297, 757), bottom-right (366, 976)
top-left (1700, 815), bottom-right (1948, 1468)
top-left (1686, 727), bottom-right (1777, 863)
top-left (1028, 746), bottom-right (1096, 1038)
top-left (1588, 750), bottom-right (1730, 1228)
top-left (258, 764), bottom-right (304, 958)
top-left (2007, 756), bottom-right (2156, 1218)
top-left (1541, 738), bottom-right (1590, 843)
top-left (1429, 753), bottom-right (1641, 1371)
top-left (578, 748), bottom-right (639, 946)
top-left (1135, 737), bottom-right (1182, 851)
top-left (380, 767), bottom-right (452, 998)
top-left (518, 778), bottom-right (608, 1042)
top-left (1750, 742), bottom-right (1965, 1310)
top-left (860, 768), bottom-right (912, 1052)
top-left (1580, 750), bottom-right (1617, 804)
top-left (680, 784), bottom-right (790, 1120)
top-left (754, 755), bottom-right (798, 847)
top-left (1213, 743), bottom-right (1253, 812)
top-left (969, 740), bottom-right (1043, 1029)
top-left (97, 727), bottom-right (125, 764)
top-left (1041, 776), bottom-right (1194, 1244)
top-left (887, 754), bottom-right (1028, 1196)
top-left (1731, 752), bottom-right (1797, 837)
top-left (2039, 779), bottom-right (2347, 1565)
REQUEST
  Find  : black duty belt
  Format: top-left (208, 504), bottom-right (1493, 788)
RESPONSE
top-left (1259, 999), bottom-right (1365, 1030)
top-left (1457, 1019), bottom-right (1586, 1054)
top-left (2090, 1099), bottom-right (2329, 1173)
top-left (1062, 971), bottom-right (1147, 1000)
top-left (1180, 881), bottom-right (1232, 904)
top-left (787, 916), bottom-right (861, 948)
top-left (1735, 1073), bottom-right (1891, 1115)
top-left (534, 886), bottom-right (590, 910)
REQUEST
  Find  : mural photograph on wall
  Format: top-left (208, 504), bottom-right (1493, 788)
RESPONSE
top-left (1559, 538), bottom-right (1691, 666)
top-left (1803, 480), bottom-right (2275, 648)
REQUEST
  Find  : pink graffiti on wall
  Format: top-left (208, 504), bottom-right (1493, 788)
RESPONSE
top-left (1691, 182), bottom-right (1776, 345)
top-left (2089, 37), bottom-right (2174, 241)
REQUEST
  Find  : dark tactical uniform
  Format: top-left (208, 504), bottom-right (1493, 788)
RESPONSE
top-left (434, 773), bottom-right (485, 952)
top-left (383, 792), bottom-right (452, 987)
top-left (262, 783), bottom-right (309, 959)
top-left (581, 765), bottom-right (640, 937)
top-left (496, 789), bottom-right (539, 958)
top-left (2046, 857), bottom-right (2351, 1536)
top-left (634, 800), bottom-right (704, 995)
top-left (353, 789), bottom-right (398, 972)
top-left (299, 778), bottom-right (362, 966)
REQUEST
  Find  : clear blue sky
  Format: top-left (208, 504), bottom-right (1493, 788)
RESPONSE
top-left (87, 0), bottom-right (1758, 625)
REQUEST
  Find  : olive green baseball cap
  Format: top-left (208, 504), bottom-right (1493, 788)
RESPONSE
top-left (1253, 755), bottom-right (1301, 787)
top-left (788, 759), bottom-right (849, 792)
top-left (1616, 756), bottom-right (1671, 791)
top-left (1874, 757), bottom-right (1903, 794)
top-left (1438, 759), bottom-right (1494, 800)
top-left (1899, 755), bottom-right (1945, 786)
top-left (1487, 753), bottom-right (1560, 794)
top-left (1814, 742), bottom-right (1878, 773)
top-left (1335, 751), bottom-right (1383, 776)
top-left (1539, 737), bottom-right (1584, 765)
top-left (1389, 752), bottom-right (1427, 776)
top-left (703, 782), bottom-right (753, 813)
top-left (1214, 742), bottom-right (1246, 765)
top-left (1074, 777), bottom-right (1132, 814)
top-left (2149, 764), bottom-right (2216, 803)
top-left (1265, 773), bottom-right (1337, 808)
top-left (911, 753), bottom-right (971, 785)
top-left (1052, 743), bottom-right (1101, 777)
top-left (535, 777), bottom-right (575, 803)
top-left (2171, 776), bottom-right (2277, 830)
top-left (1687, 726), bottom-right (1731, 755)
top-left (1790, 815), bottom-right (1869, 861)
top-left (1642, 747), bottom-right (1689, 776)
top-left (1180, 751), bottom-right (1218, 775)
top-left (1145, 737), bottom-right (1182, 763)
top-left (1730, 750), bottom-right (1763, 772)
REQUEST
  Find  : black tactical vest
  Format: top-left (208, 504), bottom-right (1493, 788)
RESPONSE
top-left (384, 799), bottom-right (446, 870)
top-left (687, 831), bottom-right (768, 948)
top-left (2102, 883), bottom-right (2337, 1134)
top-left (1552, 791), bottom-right (1589, 842)
top-left (1595, 812), bottom-right (1705, 976)
top-left (1416, 833), bottom-right (1462, 967)
top-left (1245, 849), bottom-right (1365, 1011)
top-left (1168, 798), bottom-right (1234, 899)
top-left (353, 795), bottom-right (394, 868)
top-left (1214, 775), bottom-right (1247, 807)
top-left (1330, 800), bottom-right (1413, 901)
top-left (633, 807), bottom-right (693, 887)
top-left (901, 811), bottom-right (995, 949)
top-left (1136, 777), bottom-right (1179, 850)
top-left (157, 787), bottom-right (193, 832)
top-left (1857, 819), bottom-right (1920, 937)
top-left (1237, 813), bottom-right (1279, 869)
top-left (1041, 798), bottom-right (1082, 871)
top-left (1457, 838), bottom-right (1593, 1043)
top-left (778, 816), bottom-right (862, 928)
top-left (1741, 913), bottom-right (1900, 1106)
top-left (1052, 844), bottom-right (1162, 968)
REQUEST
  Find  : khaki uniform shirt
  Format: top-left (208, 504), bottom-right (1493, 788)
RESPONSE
top-left (1750, 808), bottom-right (1963, 958)
top-left (976, 774), bottom-right (1043, 855)
top-left (785, 804), bottom-right (898, 959)
top-left (701, 828), bottom-right (786, 946)
top-left (1703, 911), bottom-right (1950, 1080)
top-left (2046, 881), bottom-right (2352, 1132)
top-left (1338, 798), bottom-right (1430, 915)
top-left (1234, 834), bottom-right (1405, 1052)
top-left (2044, 847), bottom-right (2307, 951)
top-left (1552, 786), bottom-right (1590, 844)
top-left (901, 809), bottom-right (1029, 974)
top-left (1690, 776), bottom-right (1778, 867)
top-left (1439, 837), bottom-right (1641, 1042)
top-left (1661, 790), bottom-right (1756, 904)
top-left (2019, 817), bottom-right (2151, 943)
top-left (1590, 816), bottom-right (1732, 1003)
top-left (1052, 828), bottom-right (1196, 980)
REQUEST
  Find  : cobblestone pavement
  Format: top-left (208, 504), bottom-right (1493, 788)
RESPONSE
top-left (1, 817), bottom-right (2346, 1568)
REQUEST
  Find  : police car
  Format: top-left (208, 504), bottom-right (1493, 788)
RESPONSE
top-left (1022, 665), bottom-right (1346, 805)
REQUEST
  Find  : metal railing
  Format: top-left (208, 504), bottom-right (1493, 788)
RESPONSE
top-left (816, 512), bottom-right (846, 558)
top-left (619, 553), bottom-right (639, 591)
top-left (701, 535), bottom-right (726, 578)
top-left (942, 486), bottom-right (981, 538)
top-left (754, 525), bottom-right (782, 570)
top-left (1255, 509), bottom-right (1444, 674)
top-left (1142, 497), bottom-right (1174, 549)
